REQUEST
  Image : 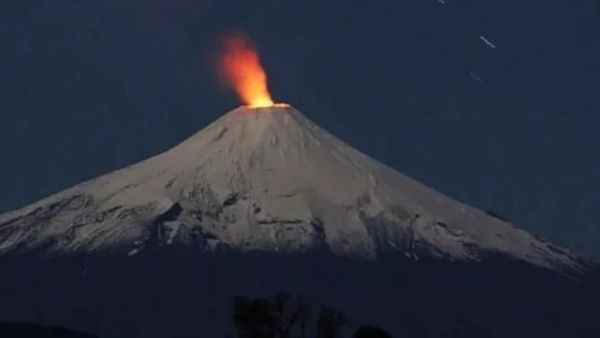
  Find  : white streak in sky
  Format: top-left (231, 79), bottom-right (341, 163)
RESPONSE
top-left (469, 72), bottom-right (485, 84)
top-left (480, 35), bottom-right (496, 49)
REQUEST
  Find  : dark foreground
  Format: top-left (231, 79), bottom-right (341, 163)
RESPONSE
top-left (0, 250), bottom-right (598, 338)
top-left (0, 321), bottom-right (99, 338)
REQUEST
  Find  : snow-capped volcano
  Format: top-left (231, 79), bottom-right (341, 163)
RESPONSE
top-left (0, 105), bottom-right (582, 272)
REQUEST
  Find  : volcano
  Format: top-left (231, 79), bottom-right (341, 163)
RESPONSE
top-left (1, 105), bottom-right (599, 338)
top-left (0, 105), bottom-right (583, 273)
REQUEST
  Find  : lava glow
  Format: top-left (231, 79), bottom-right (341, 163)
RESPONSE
top-left (218, 35), bottom-right (274, 108)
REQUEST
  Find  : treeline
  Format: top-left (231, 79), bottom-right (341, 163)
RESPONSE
top-left (232, 292), bottom-right (391, 338)
top-left (0, 293), bottom-right (390, 338)
top-left (0, 321), bottom-right (98, 338)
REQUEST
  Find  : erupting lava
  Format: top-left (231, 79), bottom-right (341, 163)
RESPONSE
top-left (218, 35), bottom-right (275, 108)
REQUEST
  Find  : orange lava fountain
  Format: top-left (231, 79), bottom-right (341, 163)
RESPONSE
top-left (218, 35), bottom-right (275, 108)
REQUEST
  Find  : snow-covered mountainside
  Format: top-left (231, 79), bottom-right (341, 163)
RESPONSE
top-left (0, 105), bottom-right (582, 272)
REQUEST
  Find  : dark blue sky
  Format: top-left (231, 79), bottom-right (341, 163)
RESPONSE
top-left (1, 0), bottom-right (599, 257)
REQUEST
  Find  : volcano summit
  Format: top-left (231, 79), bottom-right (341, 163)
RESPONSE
top-left (0, 105), bottom-right (583, 273)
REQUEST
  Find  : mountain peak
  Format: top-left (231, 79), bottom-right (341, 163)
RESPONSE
top-left (176, 104), bottom-right (309, 154)
top-left (0, 106), bottom-right (585, 274)
top-left (219, 104), bottom-right (296, 125)
top-left (214, 104), bottom-right (297, 124)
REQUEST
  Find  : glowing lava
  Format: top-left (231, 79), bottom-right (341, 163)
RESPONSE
top-left (218, 35), bottom-right (275, 108)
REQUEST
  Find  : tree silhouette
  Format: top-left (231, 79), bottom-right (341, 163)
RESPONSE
top-left (316, 307), bottom-right (345, 338)
top-left (233, 295), bottom-right (279, 338)
top-left (232, 292), bottom-right (312, 338)
top-left (232, 293), bottom-right (390, 338)
top-left (353, 325), bottom-right (391, 338)
top-left (296, 302), bottom-right (311, 338)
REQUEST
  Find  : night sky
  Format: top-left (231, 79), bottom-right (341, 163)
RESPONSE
top-left (1, 0), bottom-right (599, 258)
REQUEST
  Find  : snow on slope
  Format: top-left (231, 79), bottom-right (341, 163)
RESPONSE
top-left (0, 105), bottom-right (583, 272)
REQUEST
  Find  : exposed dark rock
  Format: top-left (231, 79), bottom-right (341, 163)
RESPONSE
top-left (258, 218), bottom-right (303, 225)
top-left (310, 218), bottom-right (325, 238)
top-left (155, 203), bottom-right (183, 223)
top-left (223, 194), bottom-right (239, 207)
top-left (485, 209), bottom-right (510, 222)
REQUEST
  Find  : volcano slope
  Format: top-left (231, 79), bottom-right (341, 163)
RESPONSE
top-left (0, 106), bottom-right (598, 338)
